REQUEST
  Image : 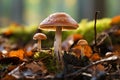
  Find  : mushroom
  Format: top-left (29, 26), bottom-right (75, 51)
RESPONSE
top-left (62, 34), bottom-right (83, 52)
top-left (39, 12), bottom-right (79, 62)
top-left (33, 33), bottom-right (47, 52)
top-left (77, 39), bottom-right (89, 58)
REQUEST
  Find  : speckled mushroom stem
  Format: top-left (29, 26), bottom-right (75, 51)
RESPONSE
top-left (54, 26), bottom-right (62, 61)
top-left (37, 40), bottom-right (41, 52)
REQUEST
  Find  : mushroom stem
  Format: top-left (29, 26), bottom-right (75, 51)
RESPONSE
top-left (81, 46), bottom-right (85, 58)
top-left (37, 40), bottom-right (41, 52)
top-left (54, 26), bottom-right (62, 61)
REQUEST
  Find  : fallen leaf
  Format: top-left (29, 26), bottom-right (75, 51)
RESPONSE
top-left (25, 50), bottom-right (34, 57)
top-left (7, 65), bottom-right (17, 72)
top-left (25, 61), bottom-right (47, 74)
top-left (72, 45), bottom-right (93, 58)
top-left (91, 64), bottom-right (105, 71)
top-left (3, 29), bottom-right (13, 36)
top-left (2, 75), bottom-right (17, 80)
top-left (0, 51), bottom-right (3, 59)
top-left (90, 53), bottom-right (101, 61)
top-left (110, 15), bottom-right (120, 26)
top-left (73, 34), bottom-right (83, 42)
top-left (8, 49), bottom-right (25, 60)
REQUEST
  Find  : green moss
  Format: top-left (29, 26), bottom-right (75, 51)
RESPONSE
top-left (0, 18), bottom-right (112, 47)
top-left (75, 18), bottom-right (112, 43)
top-left (34, 50), bottom-right (57, 73)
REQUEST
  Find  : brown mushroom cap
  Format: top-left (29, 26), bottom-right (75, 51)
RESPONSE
top-left (39, 12), bottom-right (79, 31)
top-left (77, 39), bottom-right (88, 46)
top-left (33, 33), bottom-right (47, 40)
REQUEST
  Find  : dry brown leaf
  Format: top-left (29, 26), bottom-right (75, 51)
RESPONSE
top-left (90, 64), bottom-right (105, 72)
top-left (113, 30), bottom-right (120, 36)
top-left (0, 51), bottom-right (3, 59)
top-left (25, 61), bottom-right (47, 73)
top-left (1, 75), bottom-right (17, 80)
top-left (7, 65), bottom-right (17, 72)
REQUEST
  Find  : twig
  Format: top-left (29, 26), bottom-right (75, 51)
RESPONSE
top-left (8, 62), bottom-right (25, 75)
top-left (94, 11), bottom-right (100, 47)
top-left (93, 11), bottom-right (100, 53)
top-left (65, 55), bottom-right (118, 78)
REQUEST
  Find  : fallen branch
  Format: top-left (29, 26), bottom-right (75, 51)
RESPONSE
top-left (8, 62), bottom-right (25, 79)
top-left (65, 55), bottom-right (118, 78)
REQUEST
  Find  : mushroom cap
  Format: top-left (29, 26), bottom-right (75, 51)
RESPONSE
top-left (77, 39), bottom-right (88, 46)
top-left (39, 12), bottom-right (79, 31)
top-left (33, 33), bottom-right (47, 40)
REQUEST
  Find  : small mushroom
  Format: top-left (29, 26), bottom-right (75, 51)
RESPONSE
top-left (33, 33), bottom-right (47, 52)
top-left (77, 39), bottom-right (88, 58)
top-left (39, 12), bottom-right (78, 62)
top-left (62, 34), bottom-right (83, 52)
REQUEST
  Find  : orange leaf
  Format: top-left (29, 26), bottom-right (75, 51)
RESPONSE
top-left (111, 15), bottom-right (120, 26)
top-left (25, 50), bottom-right (34, 57)
top-left (73, 34), bottom-right (83, 41)
top-left (3, 29), bottom-right (13, 36)
top-left (71, 46), bottom-right (82, 58)
top-left (83, 46), bottom-right (93, 58)
top-left (91, 64), bottom-right (105, 71)
top-left (90, 53), bottom-right (101, 61)
top-left (72, 45), bottom-right (93, 58)
top-left (8, 49), bottom-right (24, 60)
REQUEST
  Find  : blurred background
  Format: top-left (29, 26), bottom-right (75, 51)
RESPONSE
top-left (0, 0), bottom-right (120, 26)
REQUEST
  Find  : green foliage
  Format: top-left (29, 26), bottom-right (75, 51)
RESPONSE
top-left (0, 18), bottom-right (112, 47)
top-left (42, 31), bottom-right (55, 48)
top-left (0, 24), bottom-right (37, 45)
top-left (34, 51), bottom-right (57, 73)
top-left (74, 18), bottom-right (112, 43)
